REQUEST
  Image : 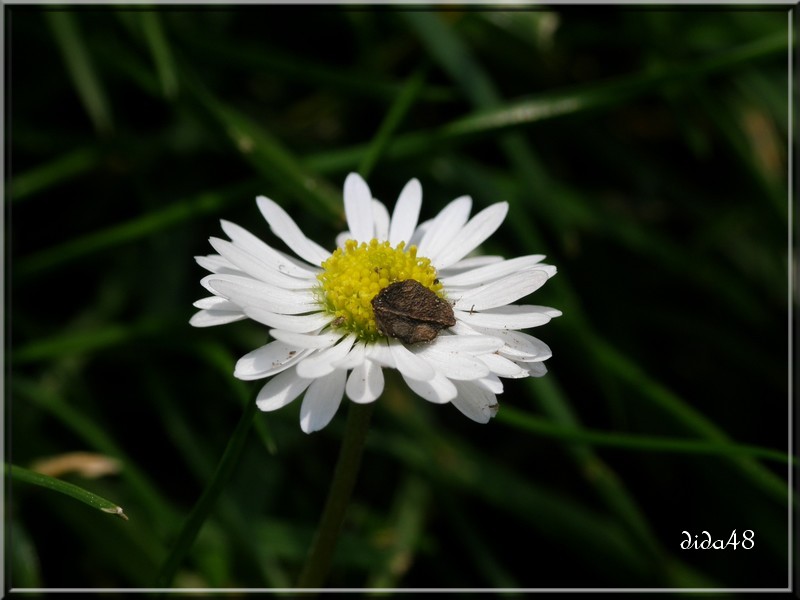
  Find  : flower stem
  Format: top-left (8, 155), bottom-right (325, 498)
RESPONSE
top-left (297, 402), bottom-right (374, 588)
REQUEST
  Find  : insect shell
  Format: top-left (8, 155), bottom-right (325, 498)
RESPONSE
top-left (371, 279), bottom-right (456, 345)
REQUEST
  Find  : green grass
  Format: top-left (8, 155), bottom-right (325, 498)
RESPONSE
top-left (8, 7), bottom-right (792, 591)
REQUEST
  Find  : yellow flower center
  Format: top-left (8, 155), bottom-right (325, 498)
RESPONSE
top-left (317, 239), bottom-right (443, 341)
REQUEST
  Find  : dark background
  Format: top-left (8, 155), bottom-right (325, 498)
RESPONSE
top-left (7, 6), bottom-right (792, 590)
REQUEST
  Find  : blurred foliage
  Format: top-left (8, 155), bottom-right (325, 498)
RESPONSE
top-left (7, 6), bottom-right (792, 591)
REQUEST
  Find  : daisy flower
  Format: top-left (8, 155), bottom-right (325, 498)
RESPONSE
top-left (191, 173), bottom-right (560, 433)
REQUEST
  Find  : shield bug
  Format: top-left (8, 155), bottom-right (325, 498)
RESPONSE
top-left (371, 279), bottom-right (456, 344)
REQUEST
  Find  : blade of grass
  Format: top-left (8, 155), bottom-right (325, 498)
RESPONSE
top-left (43, 490), bottom-right (164, 585)
top-left (436, 492), bottom-right (519, 588)
top-left (456, 152), bottom-right (772, 330)
top-left (96, 24), bottom-right (162, 97)
top-left (45, 11), bottom-right (113, 135)
top-left (8, 520), bottom-right (43, 588)
top-left (374, 379), bottom-right (673, 584)
top-left (16, 26), bottom-right (787, 278)
top-left (376, 405), bottom-right (661, 584)
top-left (437, 32), bottom-right (789, 141)
top-left (144, 367), bottom-right (288, 586)
top-left (694, 84), bottom-right (786, 217)
top-left (138, 12), bottom-right (178, 99)
top-left (498, 402), bottom-right (790, 465)
top-left (506, 122), bottom-right (789, 505)
top-left (196, 342), bottom-right (277, 456)
top-left (13, 317), bottom-right (163, 365)
top-left (411, 12), bottom-right (789, 509)
top-left (10, 147), bottom-right (100, 202)
top-left (365, 475), bottom-right (430, 588)
top-left (153, 391), bottom-right (258, 588)
top-left (508, 374), bottom-right (776, 587)
top-left (358, 66), bottom-right (429, 178)
top-left (9, 463), bottom-right (128, 520)
top-left (568, 289), bottom-right (789, 506)
top-left (303, 30), bottom-right (789, 175)
top-left (385, 405), bottom-right (721, 588)
top-left (404, 18), bottom-right (784, 584)
top-left (12, 377), bottom-right (177, 529)
top-left (510, 336), bottom-right (787, 587)
top-left (16, 179), bottom-right (259, 278)
top-left (408, 15), bottom-right (686, 583)
top-left (174, 32), bottom-right (455, 104)
top-left (184, 75), bottom-right (342, 219)
top-left (590, 333), bottom-right (791, 504)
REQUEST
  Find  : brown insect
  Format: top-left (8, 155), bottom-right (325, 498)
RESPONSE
top-left (371, 279), bottom-right (456, 345)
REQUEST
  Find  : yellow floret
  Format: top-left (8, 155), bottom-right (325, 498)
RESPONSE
top-left (317, 239), bottom-right (443, 341)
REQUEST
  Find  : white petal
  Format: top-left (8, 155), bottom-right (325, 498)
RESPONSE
top-left (416, 196), bottom-right (472, 260)
top-left (256, 368), bottom-right (312, 411)
top-left (256, 195), bottom-right (330, 266)
top-left (195, 254), bottom-right (238, 274)
top-left (269, 329), bottom-right (344, 350)
top-left (365, 340), bottom-right (396, 369)
top-left (454, 305), bottom-right (556, 330)
top-left (451, 381), bottom-right (499, 424)
top-left (413, 346), bottom-right (489, 381)
top-left (441, 255), bottom-right (547, 287)
top-left (333, 341), bottom-right (367, 370)
top-left (389, 341), bottom-right (435, 381)
top-left (464, 324), bottom-right (552, 362)
top-left (537, 306), bottom-right (563, 318)
top-left (244, 307), bottom-right (332, 333)
top-left (426, 333), bottom-right (503, 353)
top-left (221, 220), bottom-right (319, 279)
top-left (402, 371), bottom-right (457, 404)
top-left (408, 218), bottom-right (431, 247)
top-left (209, 237), bottom-right (314, 290)
top-left (300, 369), bottom-right (346, 433)
top-left (502, 336), bottom-right (551, 362)
top-left (189, 309), bottom-right (246, 328)
top-left (445, 319), bottom-right (482, 337)
top-left (432, 202), bottom-right (508, 269)
top-left (480, 329), bottom-right (552, 362)
top-left (452, 268), bottom-right (549, 311)
top-left (477, 374), bottom-right (504, 394)
top-left (519, 361), bottom-right (548, 377)
top-left (439, 255), bottom-right (504, 275)
top-left (344, 173), bottom-right (374, 243)
top-left (200, 272), bottom-right (228, 295)
top-left (193, 296), bottom-right (237, 310)
top-left (346, 359), bottom-right (384, 404)
top-left (203, 274), bottom-right (319, 315)
top-left (336, 231), bottom-right (352, 248)
top-left (296, 335), bottom-right (357, 378)
top-left (372, 200), bottom-right (390, 241)
top-left (389, 178), bottom-right (422, 246)
top-left (234, 341), bottom-right (310, 380)
top-left (480, 352), bottom-right (531, 378)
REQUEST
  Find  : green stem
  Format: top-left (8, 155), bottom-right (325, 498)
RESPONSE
top-left (153, 394), bottom-right (258, 588)
top-left (297, 402), bottom-right (374, 588)
top-left (297, 66), bottom-right (420, 588)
